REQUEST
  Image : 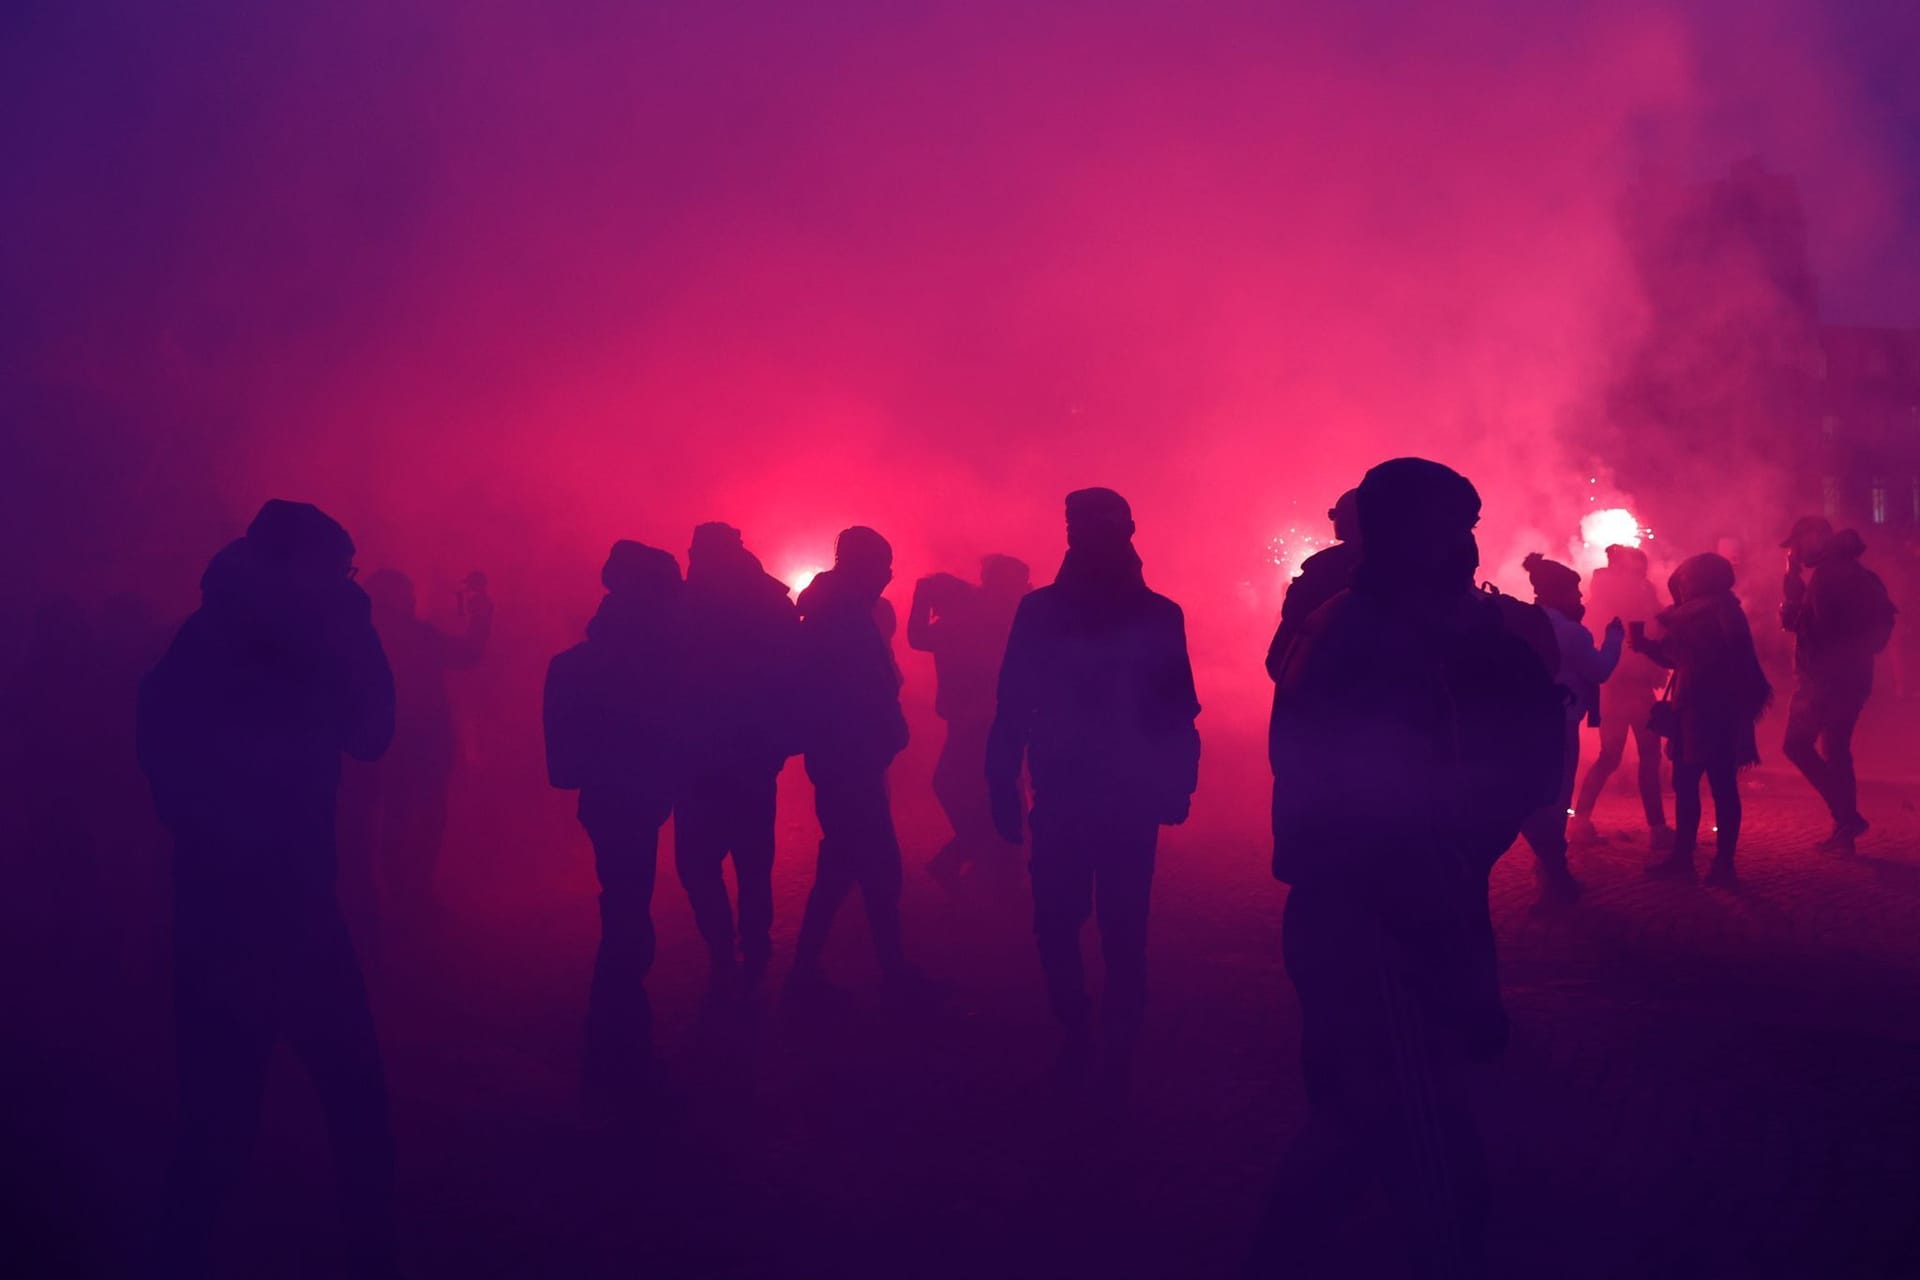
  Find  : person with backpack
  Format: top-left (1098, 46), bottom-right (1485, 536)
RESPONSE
top-left (1780, 516), bottom-right (1897, 854)
top-left (1254, 459), bottom-right (1562, 1277)
top-left (1635, 552), bottom-right (1771, 885)
top-left (543, 541), bottom-right (683, 1088)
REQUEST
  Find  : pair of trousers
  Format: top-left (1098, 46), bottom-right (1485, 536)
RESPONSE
top-left (1782, 679), bottom-right (1867, 825)
top-left (675, 768), bottom-right (778, 965)
top-left (1028, 801), bottom-right (1158, 1044)
top-left (1252, 886), bottom-right (1490, 1279)
top-left (1574, 695), bottom-right (1665, 829)
top-left (1672, 761), bottom-right (1740, 860)
top-left (795, 762), bottom-right (905, 975)
top-left (162, 885), bottom-right (393, 1270)
top-left (581, 796), bottom-right (664, 1059)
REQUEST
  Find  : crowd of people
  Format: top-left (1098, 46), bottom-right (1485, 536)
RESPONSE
top-left (120, 461), bottom-right (1898, 1276)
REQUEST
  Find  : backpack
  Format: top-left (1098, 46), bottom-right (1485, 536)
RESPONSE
top-left (542, 642), bottom-right (600, 791)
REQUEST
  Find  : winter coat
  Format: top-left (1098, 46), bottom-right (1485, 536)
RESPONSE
top-left (1643, 591), bottom-right (1769, 770)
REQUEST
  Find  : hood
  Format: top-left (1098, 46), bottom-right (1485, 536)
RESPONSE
top-left (1811, 528), bottom-right (1868, 566)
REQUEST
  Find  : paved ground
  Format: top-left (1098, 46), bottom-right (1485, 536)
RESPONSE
top-left (7, 719), bottom-right (1920, 1278)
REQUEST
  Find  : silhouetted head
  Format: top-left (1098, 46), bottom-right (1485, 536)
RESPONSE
top-left (1329, 488), bottom-right (1362, 544)
top-left (365, 569), bottom-right (417, 621)
top-left (602, 539), bottom-right (682, 603)
top-left (1604, 544), bottom-right (1650, 578)
top-left (833, 526), bottom-right (894, 599)
top-left (1669, 552), bottom-right (1736, 604)
top-left (1781, 514), bottom-right (1834, 558)
top-left (980, 553), bottom-right (1031, 603)
top-left (689, 520), bottom-right (767, 582)
top-left (245, 500), bottom-right (355, 583)
top-left (1523, 553), bottom-right (1584, 622)
top-left (1065, 488), bottom-right (1135, 552)
top-left (1355, 458), bottom-right (1480, 595)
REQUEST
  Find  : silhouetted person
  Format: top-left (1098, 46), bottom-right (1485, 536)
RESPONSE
top-left (1572, 545), bottom-right (1670, 849)
top-left (357, 568), bottom-right (491, 922)
top-left (909, 555), bottom-right (1032, 892)
top-left (1518, 553), bottom-right (1622, 907)
top-left (544, 541), bottom-right (683, 1088)
top-left (675, 522), bottom-right (800, 994)
top-left (790, 527), bottom-right (926, 996)
top-left (1256, 459), bottom-right (1562, 1278)
top-left (1638, 553), bottom-right (1772, 885)
top-left (137, 501), bottom-right (397, 1275)
top-left (1265, 487), bottom-right (1362, 680)
top-left (988, 489), bottom-right (1201, 1092)
top-left (1780, 516), bottom-right (1896, 853)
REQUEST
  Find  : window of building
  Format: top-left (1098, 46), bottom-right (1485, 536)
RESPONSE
top-left (1912, 476), bottom-right (1920, 525)
top-left (1871, 477), bottom-right (1888, 525)
top-left (1821, 413), bottom-right (1837, 437)
top-left (1823, 476), bottom-right (1840, 518)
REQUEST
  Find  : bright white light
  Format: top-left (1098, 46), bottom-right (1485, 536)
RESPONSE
top-left (1580, 507), bottom-right (1644, 550)
top-left (786, 565), bottom-right (826, 595)
top-left (1266, 527), bottom-right (1327, 581)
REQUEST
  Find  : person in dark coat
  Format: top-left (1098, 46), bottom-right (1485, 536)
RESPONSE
top-left (908, 554), bottom-right (1031, 892)
top-left (1780, 516), bottom-right (1896, 853)
top-left (987, 489), bottom-right (1201, 1091)
top-left (1254, 459), bottom-right (1562, 1278)
top-left (1636, 553), bottom-right (1771, 885)
top-left (1572, 544), bottom-right (1670, 849)
top-left (675, 523), bottom-right (800, 993)
top-left (790, 527), bottom-right (925, 995)
top-left (543, 541), bottom-right (682, 1084)
top-left (1265, 488), bottom-right (1362, 681)
top-left (137, 500), bottom-right (398, 1275)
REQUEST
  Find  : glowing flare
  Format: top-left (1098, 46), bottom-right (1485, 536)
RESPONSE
top-left (1580, 507), bottom-right (1645, 550)
top-left (786, 565), bottom-right (825, 595)
top-left (1266, 527), bottom-right (1327, 581)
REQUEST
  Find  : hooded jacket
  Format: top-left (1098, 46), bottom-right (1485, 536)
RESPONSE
top-left (796, 568), bottom-right (909, 773)
top-left (1643, 582), bottom-right (1769, 770)
top-left (138, 536), bottom-right (394, 899)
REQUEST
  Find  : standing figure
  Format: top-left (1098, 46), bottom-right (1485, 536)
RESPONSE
top-left (1517, 553), bottom-right (1623, 908)
top-left (1265, 488), bottom-right (1362, 680)
top-left (987, 489), bottom-right (1201, 1092)
top-left (358, 568), bottom-right (491, 922)
top-left (137, 501), bottom-right (398, 1274)
top-left (1638, 553), bottom-right (1772, 885)
top-left (1256, 460), bottom-right (1562, 1278)
top-left (908, 555), bottom-right (1032, 892)
top-left (790, 527), bottom-right (925, 995)
top-left (544, 542), bottom-right (682, 1085)
top-left (1571, 545), bottom-right (1670, 849)
top-left (1779, 516), bottom-right (1896, 853)
top-left (675, 523), bottom-right (800, 994)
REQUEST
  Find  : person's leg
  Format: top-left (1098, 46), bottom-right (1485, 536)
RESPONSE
top-left (1821, 698), bottom-right (1864, 829)
top-left (846, 771), bottom-right (908, 978)
top-left (1655, 762), bottom-right (1704, 875)
top-left (793, 768), bottom-right (860, 975)
top-left (731, 770), bottom-right (780, 977)
top-left (158, 891), bottom-right (280, 1271)
top-left (1782, 683), bottom-right (1838, 819)
top-left (1093, 822), bottom-right (1158, 1074)
top-left (1706, 762), bottom-right (1742, 878)
top-left (378, 764), bottom-right (452, 920)
top-left (674, 774), bottom-right (739, 970)
top-left (1574, 711), bottom-right (1628, 821)
top-left (283, 901), bottom-right (397, 1270)
top-left (1631, 722), bottom-right (1668, 833)
top-left (585, 797), bottom-right (662, 1063)
top-left (1028, 804), bottom-right (1095, 1031)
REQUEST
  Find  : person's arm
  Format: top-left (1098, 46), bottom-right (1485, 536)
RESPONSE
top-left (906, 575), bottom-right (949, 653)
top-left (1148, 604), bottom-right (1203, 823)
top-left (985, 596), bottom-right (1040, 842)
top-left (1781, 555), bottom-right (1808, 633)
top-left (1631, 630), bottom-right (1677, 670)
top-left (1572, 618), bottom-right (1625, 684)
